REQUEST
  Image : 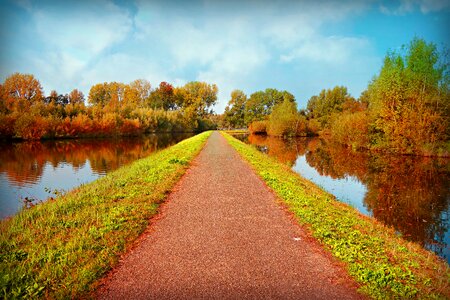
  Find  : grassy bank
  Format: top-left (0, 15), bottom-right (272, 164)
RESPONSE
top-left (222, 132), bottom-right (449, 299)
top-left (0, 131), bottom-right (211, 298)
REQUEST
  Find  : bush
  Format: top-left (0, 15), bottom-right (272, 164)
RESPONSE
top-left (307, 118), bottom-right (321, 135)
top-left (0, 114), bottom-right (17, 138)
top-left (249, 120), bottom-right (268, 134)
top-left (14, 114), bottom-right (49, 139)
top-left (330, 111), bottom-right (369, 150)
top-left (267, 99), bottom-right (298, 137)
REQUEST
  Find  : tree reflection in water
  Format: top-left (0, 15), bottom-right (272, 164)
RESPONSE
top-left (237, 133), bottom-right (450, 262)
top-left (0, 133), bottom-right (193, 218)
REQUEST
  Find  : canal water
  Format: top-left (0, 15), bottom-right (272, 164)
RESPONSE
top-left (0, 133), bottom-right (193, 219)
top-left (234, 133), bottom-right (450, 263)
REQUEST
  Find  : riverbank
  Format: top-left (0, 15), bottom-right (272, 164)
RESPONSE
top-left (0, 131), bottom-right (211, 298)
top-left (222, 132), bottom-right (449, 299)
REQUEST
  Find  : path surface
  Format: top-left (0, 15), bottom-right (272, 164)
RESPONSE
top-left (96, 132), bottom-right (364, 299)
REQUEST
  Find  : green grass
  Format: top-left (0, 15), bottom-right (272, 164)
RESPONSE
top-left (0, 131), bottom-right (211, 299)
top-left (222, 132), bottom-right (449, 300)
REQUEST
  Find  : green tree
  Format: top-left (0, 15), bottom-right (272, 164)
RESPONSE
top-left (367, 37), bottom-right (449, 154)
top-left (223, 89), bottom-right (247, 128)
top-left (245, 88), bottom-right (295, 124)
top-left (306, 86), bottom-right (354, 121)
top-left (267, 98), bottom-right (299, 137)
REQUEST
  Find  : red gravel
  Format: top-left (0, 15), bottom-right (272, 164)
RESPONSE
top-left (96, 132), bottom-right (365, 299)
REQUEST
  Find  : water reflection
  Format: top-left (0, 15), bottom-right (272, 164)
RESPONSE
top-left (236, 133), bottom-right (450, 262)
top-left (0, 133), bottom-right (193, 218)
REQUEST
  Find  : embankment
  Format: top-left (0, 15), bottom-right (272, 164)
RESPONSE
top-left (0, 131), bottom-right (211, 298)
top-left (222, 132), bottom-right (449, 299)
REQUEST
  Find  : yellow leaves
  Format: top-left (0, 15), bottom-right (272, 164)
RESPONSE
top-left (1, 73), bottom-right (44, 112)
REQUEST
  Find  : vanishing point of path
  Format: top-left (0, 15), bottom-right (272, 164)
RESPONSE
top-left (96, 132), bottom-right (364, 299)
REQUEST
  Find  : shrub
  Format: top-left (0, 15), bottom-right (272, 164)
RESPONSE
top-left (330, 111), bottom-right (369, 150)
top-left (267, 99), bottom-right (298, 137)
top-left (249, 120), bottom-right (268, 134)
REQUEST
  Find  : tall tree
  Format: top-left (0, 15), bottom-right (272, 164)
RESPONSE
top-left (306, 86), bottom-right (354, 120)
top-left (223, 89), bottom-right (247, 128)
top-left (1, 73), bottom-right (44, 112)
top-left (177, 81), bottom-right (218, 117)
top-left (88, 82), bottom-right (125, 110)
top-left (124, 79), bottom-right (151, 108)
top-left (367, 37), bottom-right (449, 153)
top-left (69, 89), bottom-right (85, 104)
top-left (148, 82), bottom-right (175, 110)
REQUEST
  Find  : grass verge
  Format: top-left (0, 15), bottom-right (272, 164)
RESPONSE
top-left (222, 132), bottom-right (449, 299)
top-left (0, 131), bottom-right (211, 299)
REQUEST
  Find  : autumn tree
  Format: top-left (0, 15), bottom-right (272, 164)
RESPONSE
top-left (45, 90), bottom-right (58, 104)
top-left (0, 73), bottom-right (44, 113)
top-left (124, 79), bottom-right (151, 108)
top-left (223, 89), bottom-right (247, 128)
top-left (45, 90), bottom-right (70, 106)
top-left (69, 89), bottom-right (85, 104)
top-left (88, 82), bottom-right (125, 111)
top-left (177, 81), bottom-right (218, 117)
top-left (148, 82), bottom-right (176, 110)
top-left (367, 37), bottom-right (449, 154)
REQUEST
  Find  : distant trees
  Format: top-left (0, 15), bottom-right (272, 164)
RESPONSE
top-left (0, 74), bottom-right (218, 139)
top-left (45, 90), bottom-right (70, 106)
top-left (306, 37), bottom-right (449, 155)
top-left (176, 81), bottom-right (218, 117)
top-left (69, 89), bottom-right (85, 104)
top-left (306, 86), bottom-right (360, 128)
top-left (235, 37), bottom-right (449, 156)
top-left (123, 79), bottom-right (151, 108)
top-left (267, 98), bottom-right (307, 137)
top-left (223, 90), bottom-right (247, 129)
top-left (148, 82), bottom-right (175, 110)
top-left (223, 88), bottom-right (311, 137)
top-left (244, 88), bottom-right (295, 124)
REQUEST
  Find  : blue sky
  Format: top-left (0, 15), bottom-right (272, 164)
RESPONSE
top-left (0, 0), bottom-right (448, 112)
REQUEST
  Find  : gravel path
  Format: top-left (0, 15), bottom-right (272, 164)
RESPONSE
top-left (96, 132), bottom-right (364, 299)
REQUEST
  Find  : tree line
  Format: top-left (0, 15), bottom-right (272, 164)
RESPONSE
top-left (0, 76), bottom-right (218, 139)
top-left (222, 38), bottom-right (449, 156)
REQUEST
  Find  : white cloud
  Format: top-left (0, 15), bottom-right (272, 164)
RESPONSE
top-left (280, 36), bottom-right (371, 64)
top-left (33, 1), bottom-right (132, 56)
top-left (3, 0), bottom-right (382, 112)
top-left (22, 0), bottom-right (134, 95)
top-left (132, 0), bottom-right (375, 112)
top-left (379, 0), bottom-right (450, 15)
top-left (81, 53), bottom-right (169, 89)
top-left (418, 0), bottom-right (450, 13)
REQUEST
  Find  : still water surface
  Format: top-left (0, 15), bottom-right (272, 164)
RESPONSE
top-left (0, 133), bottom-right (193, 219)
top-left (234, 133), bottom-right (450, 263)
